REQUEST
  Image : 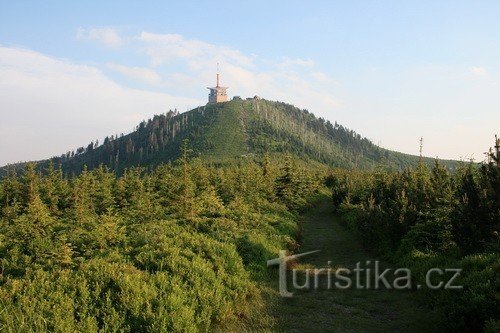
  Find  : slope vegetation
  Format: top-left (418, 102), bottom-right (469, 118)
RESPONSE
top-left (1, 99), bottom-right (456, 176)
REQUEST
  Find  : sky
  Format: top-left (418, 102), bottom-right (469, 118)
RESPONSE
top-left (0, 0), bottom-right (499, 165)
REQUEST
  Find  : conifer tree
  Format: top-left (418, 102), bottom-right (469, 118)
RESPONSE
top-left (275, 155), bottom-right (305, 209)
top-left (261, 153), bottom-right (276, 200)
top-left (173, 139), bottom-right (198, 219)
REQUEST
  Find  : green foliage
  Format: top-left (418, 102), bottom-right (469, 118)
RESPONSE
top-left (434, 253), bottom-right (499, 332)
top-left (275, 155), bottom-right (319, 211)
top-left (328, 158), bottom-right (500, 332)
top-left (0, 99), bottom-right (458, 179)
top-left (0, 150), bottom-right (321, 331)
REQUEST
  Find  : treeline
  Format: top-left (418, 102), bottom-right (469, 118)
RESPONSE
top-left (327, 140), bottom-right (499, 332)
top-left (48, 108), bottom-right (194, 173)
top-left (1, 99), bottom-right (451, 179)
top-left (247, 100), bottom-right (452, 170)
top-left (50, 99), bottom-right (393, 173)
top-left (253, 101), bottom-right (389, 164)
top-left (0, 147), bottom-right (321, 332)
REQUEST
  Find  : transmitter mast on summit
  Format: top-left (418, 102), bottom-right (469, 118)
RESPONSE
top-left (207, 63), bottom-right (228, 104)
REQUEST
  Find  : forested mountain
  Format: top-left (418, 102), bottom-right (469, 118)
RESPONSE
top-left (0, 97), bottom-right (496, 331)
top-left (0, 99), bottom-right (456, 176)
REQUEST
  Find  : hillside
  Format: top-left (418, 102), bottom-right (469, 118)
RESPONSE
top-left (0, 99), bottom-right (456, 176)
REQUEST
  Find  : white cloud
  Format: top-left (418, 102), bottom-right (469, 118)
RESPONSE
top-left (138, 32), bottom-right (254, 68)
top-left (73, 29), bottom-right (340, 116)
top-left (76, 27), bottom-right (124, 48)
top-left (0, 46), bottom-right (200, 166)
top-left (277, 57), bottom-right (315, 69)
top-left (132, 31), bottom-right (340, 115)
top-left (310, 71), bottom-right (331, 82)
top-left (107, 63), bottom-right (162, 85)
top-left (470, 66), bottom-right (487, 76)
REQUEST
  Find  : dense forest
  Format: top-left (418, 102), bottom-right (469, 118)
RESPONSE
top-left (0, 143), bottom-right (323, 332)
top-left (0, 99), bottom-right (457, 178)
top-left (327, 138), bottom-right (499, 332)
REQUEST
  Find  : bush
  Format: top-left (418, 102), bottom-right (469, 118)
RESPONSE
top-left (329, 161), bottom-right (500, 331)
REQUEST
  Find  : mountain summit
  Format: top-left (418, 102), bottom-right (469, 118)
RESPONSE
top-left (1, 99), bottom-right (455, 175)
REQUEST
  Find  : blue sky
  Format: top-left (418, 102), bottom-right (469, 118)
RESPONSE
top-left (1, 1), bottom-right (499, 165)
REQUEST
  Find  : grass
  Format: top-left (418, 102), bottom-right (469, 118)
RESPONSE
top-left (264, 195), bottom-right (441, 332)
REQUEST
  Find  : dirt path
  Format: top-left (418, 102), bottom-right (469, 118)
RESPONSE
top-left (270, 198), bottom-right (439, 332)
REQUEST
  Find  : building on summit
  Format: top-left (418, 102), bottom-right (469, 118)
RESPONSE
top-left (207, 66), bottom-right (228, 104)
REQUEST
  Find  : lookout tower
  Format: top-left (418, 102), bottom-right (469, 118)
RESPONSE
top-left (207, 64), bottom-right (228, 104)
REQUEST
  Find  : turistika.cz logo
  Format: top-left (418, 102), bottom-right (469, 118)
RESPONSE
top-left (267, 250), bottom-right (462, 297)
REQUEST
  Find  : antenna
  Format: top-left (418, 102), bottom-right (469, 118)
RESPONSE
top-left (216, 62), bottom-right (220, 87)
top-left (419, 137), bottom-right (423, 165)
top-left (490, 134), bottom-right (500, 167)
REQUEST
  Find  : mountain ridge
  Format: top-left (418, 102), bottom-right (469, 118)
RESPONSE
top-left (0, 98), bottom-right (458, 176)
